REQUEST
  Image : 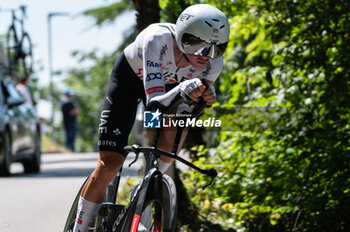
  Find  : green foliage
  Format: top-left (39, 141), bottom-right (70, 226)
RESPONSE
top-left (41, 0), bottom-right (350, 230)
top-left (63, 50), bottom-right (116, 151)
top-left (159, 0), bottom-right (203, 23)
top-left (182, 0), bottom-right (350, 231)
top-left (83, 0), bottom-right (134, 26)
top-left (58, 1), bottom-right (139, 151)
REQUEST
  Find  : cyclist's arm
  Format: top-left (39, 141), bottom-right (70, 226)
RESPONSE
top-left (142, 33), bottom-right (167, 107)
top-left (142, 34), bottom-right (205, 108)
top-left (146, 78), bottom-right (207, 108)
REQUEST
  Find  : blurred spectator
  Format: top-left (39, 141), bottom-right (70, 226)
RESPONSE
top-left (39, 117), bottom-right (46, 136)
top-left (16, 76), bottom-right (33, 105)
top-left (61, 88), bottom-right (79, 152)
top-left (0, 42), bottom-right (9, 68)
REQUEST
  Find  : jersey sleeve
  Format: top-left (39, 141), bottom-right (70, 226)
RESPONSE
top-left (142, 33), bottom-right (169, 105)
top-left (143, 35), bottom-right (166, 103)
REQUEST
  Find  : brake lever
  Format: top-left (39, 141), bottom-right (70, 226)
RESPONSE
top-left (124, 145), bottom-right (141, 167)
top-left (202, 168), bottom-right (218, 190)
top-left (128, 152), bottom-right (140, 168)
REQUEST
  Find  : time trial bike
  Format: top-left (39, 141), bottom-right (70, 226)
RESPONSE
top-left (63, 91), bottom-right (217, 232)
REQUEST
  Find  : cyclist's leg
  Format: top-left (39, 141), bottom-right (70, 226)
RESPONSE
top-left (72, 151), bottom-right (124, 232)
top-left (157, 103), bottom-right (194, 170)
top-left (72, 52), bottom-right (143, 232)
top-left (81, 151), bottom-right (125, 202)
top-left (156, 126), bottom-right (189, 172)
top-left (72, 108), bottom-right (135, 231)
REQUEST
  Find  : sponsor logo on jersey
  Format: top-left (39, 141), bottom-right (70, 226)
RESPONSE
top-left (136, 68), bottom-right (143, 79)
top-left (98, 140), bottom-right (117, 146)
top-left (113, 128), bottom-right (121, 136)
top-left (146, 86), bottom-right (165, 95)
top-left (159, 45), bottom-right (168, 61)
top-left (106, 96), bottom-right (113, 105)
top-left (147, 60), bottom-right (162, 68)
top-left (163, 71), bottom-right (189, 83)
top-left (137, 48), bottom-right (143, 59)
top-left (99, 110), bottom-right (110, 134)
top-left (163, 77), bottom-right (178, 83)
top-left (146, 72), bottom-right (162, 81)
top-left (202, 62), bottom-right (212, 77)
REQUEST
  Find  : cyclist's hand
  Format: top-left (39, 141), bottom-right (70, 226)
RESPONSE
top-left (202, 84), bottom-right (216, 106)
top-left (179, 78), bottom-right (206, 102)
top-left (188, 83), bottom-right (206, 102)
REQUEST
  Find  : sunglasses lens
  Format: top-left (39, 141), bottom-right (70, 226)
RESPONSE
top-left (212, 42), bottom-right (228, 59)
top-left (181, 33), bottom-right (209, 53)
top-left (181, 33), bottom-right (227, 59)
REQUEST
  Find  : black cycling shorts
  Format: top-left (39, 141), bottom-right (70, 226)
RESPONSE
top-left (98, 52), bottom-right (145, 156)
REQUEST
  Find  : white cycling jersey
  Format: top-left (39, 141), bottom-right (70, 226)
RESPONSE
top-left (124, 23), bottom-right (223, 106)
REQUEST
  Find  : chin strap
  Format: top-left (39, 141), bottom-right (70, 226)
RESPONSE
top-left (183, 53), bottom-right (190, 63)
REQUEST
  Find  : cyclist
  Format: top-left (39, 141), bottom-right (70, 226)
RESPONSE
top-left (72, 4), bottom-right (230, 231)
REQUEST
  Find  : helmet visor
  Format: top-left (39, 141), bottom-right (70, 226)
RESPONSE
top-left (181, 33), bottom-right (228, 59)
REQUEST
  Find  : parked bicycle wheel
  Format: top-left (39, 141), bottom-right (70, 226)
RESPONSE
top-left (6, 25), bottom-right (18, 71)
top-left (19, 32), bottom-right (33, 76)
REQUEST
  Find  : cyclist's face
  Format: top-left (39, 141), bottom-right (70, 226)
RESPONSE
top-left (186, 54), bottom-right (210, 69)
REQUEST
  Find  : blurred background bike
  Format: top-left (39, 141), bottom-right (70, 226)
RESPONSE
top-left (4, 5), bottom-right (33, 77)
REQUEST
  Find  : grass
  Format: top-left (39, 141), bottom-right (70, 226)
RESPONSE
top-left (41, 135), bottom-right (71, 153)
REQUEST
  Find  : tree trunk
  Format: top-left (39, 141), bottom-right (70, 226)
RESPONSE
top-left (132, 0), bottom-right (160, 32)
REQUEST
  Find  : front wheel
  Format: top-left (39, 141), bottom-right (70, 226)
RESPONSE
top-left (122, 174), bottom-right (177, 232)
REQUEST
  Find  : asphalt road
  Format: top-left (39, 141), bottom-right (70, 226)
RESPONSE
top-left (0, 152), bottom-right (143, 232)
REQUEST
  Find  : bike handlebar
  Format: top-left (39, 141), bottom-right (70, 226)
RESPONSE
top-left (174, 79), bottom-right (211, 111)
top-left (124, 144), bottom-right (217, 190)
top-left (148, 79), bottom-right (212, 116)
top-left (130, 79), bottom-right (217, 189)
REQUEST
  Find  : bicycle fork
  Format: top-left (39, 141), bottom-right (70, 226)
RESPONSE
top-left (130, 170), bottom-right (163, 232)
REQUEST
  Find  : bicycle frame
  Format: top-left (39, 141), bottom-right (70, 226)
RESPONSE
top-left (95, 163), bottom-right (166, 232)
top-left (114, 94), bottom-right (217, 231)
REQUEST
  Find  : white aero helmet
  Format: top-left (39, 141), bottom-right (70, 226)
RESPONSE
top-left (176, 4), bottom-right (230, 59)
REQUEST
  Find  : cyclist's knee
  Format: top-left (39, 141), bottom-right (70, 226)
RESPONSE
top-left (157, 128), bottom-right (189, 154)
top-left (95, 151), bottom-right (124, 180)
top-left (157, 130), bottom-right (176, 152)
